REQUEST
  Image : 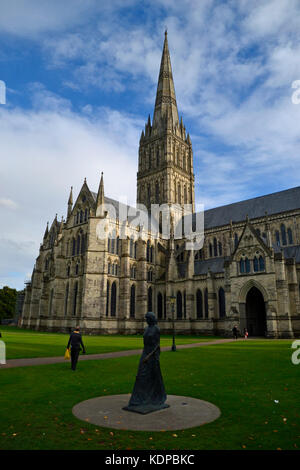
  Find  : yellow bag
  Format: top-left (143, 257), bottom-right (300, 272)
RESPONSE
top-left (64, 348), bottom-right (70, 360)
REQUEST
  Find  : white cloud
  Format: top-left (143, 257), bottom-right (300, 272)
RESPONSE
top-left (0, 198), bottom-right (18, 210)
top-left (0, 88), bottom-right (142, 289)
top-left (0, 0), bottom-right (135, 37)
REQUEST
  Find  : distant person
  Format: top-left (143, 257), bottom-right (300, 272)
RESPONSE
top-left (67, 326), bottom-right (86, 371)
top-left (244, 328), bottom-right (249, 339)
top-left (232, 325), bottom-right (239, 340)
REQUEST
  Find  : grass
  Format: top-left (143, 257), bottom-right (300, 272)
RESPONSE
top-left (0, 339), bottom-right (299, 450)
top-left (0, 325), bottom-right (220, 360)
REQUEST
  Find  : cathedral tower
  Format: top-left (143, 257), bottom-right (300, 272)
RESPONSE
top-left (137, 31), bottom-right (195, 213)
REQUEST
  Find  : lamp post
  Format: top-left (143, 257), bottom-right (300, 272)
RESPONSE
top-left (170, 294), bottom-right (176, 351)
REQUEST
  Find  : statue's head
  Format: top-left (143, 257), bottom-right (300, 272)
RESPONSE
top-left (145, 312), bottom-right (157, 325)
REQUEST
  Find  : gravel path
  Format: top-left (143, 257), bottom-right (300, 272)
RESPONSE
top-left (0, 338), bottom-right (242, 370)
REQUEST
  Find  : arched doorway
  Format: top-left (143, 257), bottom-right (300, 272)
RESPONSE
top-left (246, 287), bottom-right (267, 336)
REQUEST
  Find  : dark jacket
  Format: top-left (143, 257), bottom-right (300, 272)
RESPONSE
top-left (67, 331), bottom-right (86, 352)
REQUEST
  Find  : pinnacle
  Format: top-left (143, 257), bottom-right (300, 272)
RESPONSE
top-left (152, 32), bottom-right (179, 128)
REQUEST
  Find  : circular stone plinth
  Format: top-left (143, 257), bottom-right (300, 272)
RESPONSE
top-left (72, 394), bottom-right (221, 431)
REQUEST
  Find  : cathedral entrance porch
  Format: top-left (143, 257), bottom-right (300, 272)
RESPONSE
top-left (245, 286), bottom-right (267, 337)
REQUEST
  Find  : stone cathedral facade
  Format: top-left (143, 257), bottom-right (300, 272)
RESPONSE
top-left (21, 33), bottom-right (300, 338)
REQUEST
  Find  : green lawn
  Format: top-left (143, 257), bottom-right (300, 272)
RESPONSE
top-left (0, 326), bottom-right (220, 360)
top-left (0, 340), bottom-right (299, 450)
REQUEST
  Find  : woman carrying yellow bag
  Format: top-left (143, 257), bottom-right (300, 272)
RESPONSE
top-left (66, 326), bottom-right (86, 370)
top-left (64, 348), bottom-right (70, 360)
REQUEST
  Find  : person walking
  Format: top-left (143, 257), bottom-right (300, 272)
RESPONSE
top-left (67, 326), bottom-right (86, 371)
top-left (232, 325), bottom-right (239, 340)
top-left (244, 328), bottom-right (249, 339)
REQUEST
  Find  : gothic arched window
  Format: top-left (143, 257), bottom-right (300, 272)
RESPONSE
top-left (81, 234), bottom-right (85, 254)
top-left (240, 259), bottom-right (245, 273)
top-left (49, 289), bottom-right (54, 316)
top-left (76, 234), bottom-right (81, 255)
top-left (148, 286), bottom-right (153, 311)
top-left (218, 242), bottom-right (223, 256)
top-left (130, 238), bottom-right (134, 258)
top-left (146, 240), bottom-right (151, 262)
top-left (275, 230), bottom-right (280, 246)
top-left (245, 257), bottom-right (251, 273)
top-left (218, 287), bottom-right (226, 318)
top-left (106, 281), bottom-right (110, 316)
top-left (234, 233), bottom-right (239, 248)
top-left (111, 237), bottom-right (115, 254)
top-left (155, 181), bottom-right (160, 204)
top-left (64, 284), bottom-right (69, 316)
top-left (110, 282), bottom-right (117, 317)
top-left (176, 291), bottom-right (182, 319)
top-left (178, 183), bottom-right (181, 204)
top-left (287, 228), bottom-right (293, 245)
top-left (130, 284), bottom-right (136, 318)
top-left (196, 289), bottom-right (203, 319)
top-left (281, 224), bottom-right (287, 246)
top-left (259, 256), bottom-right (265, 271)
top-left (157, 292), bottom-right (163, 320)
top-left (73, 282), bottom-right (78, 316)
top-left (213, 238), bottom-right (218, 257)
top-left (253, 257), bottom-right (259, 272)
top-left (204, 288), bottom-right (209, 318)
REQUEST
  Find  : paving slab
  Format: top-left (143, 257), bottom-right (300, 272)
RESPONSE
top-left (72, 394), bottom-right (221, 431)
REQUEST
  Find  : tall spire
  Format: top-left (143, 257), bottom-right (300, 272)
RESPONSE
top-left (96, 172), bottom-right (105, 217)
top-left (67, 186), bottom-right (73, 219)
top-left (153, 30), bottom-right (179, 128)
top-left (43, 221), bottom-right (49, 240)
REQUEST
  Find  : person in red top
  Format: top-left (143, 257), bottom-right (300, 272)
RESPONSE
top-left (67, 326), bottom-right (86, 371)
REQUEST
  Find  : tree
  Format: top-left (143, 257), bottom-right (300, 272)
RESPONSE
top-left (0, 286), bottom-right (18, 320)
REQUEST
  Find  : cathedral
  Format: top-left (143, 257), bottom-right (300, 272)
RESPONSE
top-left (21, 32), bottom-right (300, 338)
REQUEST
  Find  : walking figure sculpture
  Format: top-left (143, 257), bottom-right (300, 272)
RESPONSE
top-left (123, 312), bottom-right (169, 414)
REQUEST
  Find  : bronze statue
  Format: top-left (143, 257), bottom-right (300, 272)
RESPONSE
top-left (123, 312), bottom-right (169, 414)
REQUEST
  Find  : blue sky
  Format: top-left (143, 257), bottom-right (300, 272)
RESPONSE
top-left (1, 0), bottom-right (300, 290)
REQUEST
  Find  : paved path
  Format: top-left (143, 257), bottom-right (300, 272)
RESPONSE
top-left (0, 338), bottom-right (241, 370)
